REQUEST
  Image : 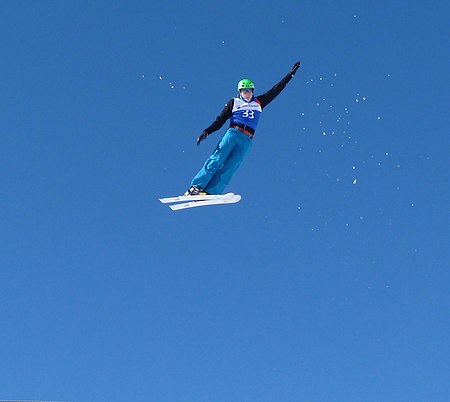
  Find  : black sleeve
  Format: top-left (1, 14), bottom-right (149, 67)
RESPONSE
top-left (256, 73), bottom-right (293, 109)
top-left (203, 99), bottom-right (234, 135)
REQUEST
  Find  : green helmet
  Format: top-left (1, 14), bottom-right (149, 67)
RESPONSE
top-left (237, 78), bottom-right (255, 91)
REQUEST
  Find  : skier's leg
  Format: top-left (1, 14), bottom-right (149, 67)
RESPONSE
top-left (191, 129), bottom-right (237, 190)
top-left (204, 132), bottom-right (252, 194)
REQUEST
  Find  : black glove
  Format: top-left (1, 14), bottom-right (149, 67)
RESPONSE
top-left (196, 131), bottom-right (208, 146)
top-left (289, 61), bottom-right (300, 77)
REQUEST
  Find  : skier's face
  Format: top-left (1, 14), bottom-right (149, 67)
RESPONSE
top-left (240, 88), bottom-right (254, 101)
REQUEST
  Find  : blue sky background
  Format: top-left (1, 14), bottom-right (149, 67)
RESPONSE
top-left (1, 1), bottom-right (449, 401)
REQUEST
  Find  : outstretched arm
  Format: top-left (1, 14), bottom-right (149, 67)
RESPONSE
top-left (196, 99), bottom-right (234, 145)
top-left (256, 61), bottom-right (301, 109)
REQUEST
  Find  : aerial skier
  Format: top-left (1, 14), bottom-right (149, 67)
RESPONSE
top-left (184, 61), bottom-right (301, 196)
top-left (159, 61), bottom-right (301, 210)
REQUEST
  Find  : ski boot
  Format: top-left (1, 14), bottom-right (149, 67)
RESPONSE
top-left (184, 185), bottom-right (209, 196)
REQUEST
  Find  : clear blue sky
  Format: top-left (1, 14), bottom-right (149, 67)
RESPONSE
top-left (1, 1), bottom-right (449, 401)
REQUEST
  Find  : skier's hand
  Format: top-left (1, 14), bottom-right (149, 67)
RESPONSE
top-left (196, 131), bottom-right (208, 146)
top-left (289, 61), bottom-right (301, 77)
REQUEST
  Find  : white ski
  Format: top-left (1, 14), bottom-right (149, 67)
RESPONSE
top-left (169, 194), bottom-right (241, 211)
top-left (159, 192), bottom-right (235, 204)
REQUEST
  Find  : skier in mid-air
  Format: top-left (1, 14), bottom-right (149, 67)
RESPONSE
top-left (184, 61), bottom-right (301, 196)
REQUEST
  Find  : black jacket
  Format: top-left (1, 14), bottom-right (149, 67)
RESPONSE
top-left (203, 72), bottom-right (294, 135)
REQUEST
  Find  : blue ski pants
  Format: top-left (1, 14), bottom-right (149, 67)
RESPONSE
top-left (191, 127), bottom-right (253, 194)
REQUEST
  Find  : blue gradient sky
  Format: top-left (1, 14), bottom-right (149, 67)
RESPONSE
top-left (1, 1), bottom-right (449, 401)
